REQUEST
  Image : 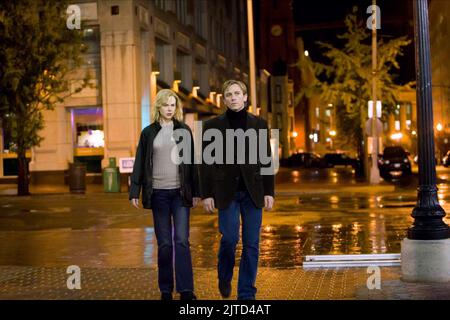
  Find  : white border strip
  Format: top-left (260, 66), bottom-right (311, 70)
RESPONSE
top-left (305, 254), bottom-right (400, 262)
top-left (303, 254), bottom-right (401, 268)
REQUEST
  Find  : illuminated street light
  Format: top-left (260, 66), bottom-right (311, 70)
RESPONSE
top-left (412, 130), bottom-right (417, 136)
top-left (192, 86), bottom-right (200, 97)
top-left (313, 133), bottom-right (318, 143)
top-left (304, 50), bottom-right (309, 57)
top-left (292, 131), bottom-right (298, 138)
top-left (329, 130), bottom-right (337, 137)
top-left (172, 80), bottom-right (181, 92)
top-left (390, 132), bottom-right (403, 141)
top-left (368, 100), bottom-right (382, 118)
top-left (436, 123), bottom-right (443, 131)
top-left (150, 71), bottom-right (160, 118)
top-left (216, 93), bottom-right (222, 108)
top-left (209, 91), bottom-right (216, 103)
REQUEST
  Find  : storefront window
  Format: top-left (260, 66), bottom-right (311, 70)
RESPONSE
top-left (71, 107), bottom-right (104, 173)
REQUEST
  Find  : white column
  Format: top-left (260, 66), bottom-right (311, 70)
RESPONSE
top-left (98, 0), bottom-right (142, 166)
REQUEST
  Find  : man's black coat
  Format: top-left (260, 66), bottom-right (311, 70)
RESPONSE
top-left (199, 111), bottom-right (275, 209)
top-left (129, 120), bottom-right (199, 209)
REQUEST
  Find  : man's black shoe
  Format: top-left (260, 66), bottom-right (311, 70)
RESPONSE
top-left (218, 280), bottom-right (231, 298)
top-left (180, 291), bottom-right (197, 300)
top-left (161, 292), bottom-right (173, 300)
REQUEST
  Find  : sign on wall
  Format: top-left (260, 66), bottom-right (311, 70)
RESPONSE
top-left (119, 157), bottom-right (135, 173)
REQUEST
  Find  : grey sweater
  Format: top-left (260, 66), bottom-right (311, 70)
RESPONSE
top-left (152, 121), bottom-right (180, 189)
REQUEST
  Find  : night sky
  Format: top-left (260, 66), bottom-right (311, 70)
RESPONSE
top-left (292, 0), bottom-right (415, 84)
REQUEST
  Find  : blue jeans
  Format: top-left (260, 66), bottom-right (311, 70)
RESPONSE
top-left (151, 188), bottom-right (193, 293)
top-left (218, 191), bottom-right (263, 299)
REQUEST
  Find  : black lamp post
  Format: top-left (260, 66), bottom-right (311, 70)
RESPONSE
top-left (409, 0), bottom-right (450, 240)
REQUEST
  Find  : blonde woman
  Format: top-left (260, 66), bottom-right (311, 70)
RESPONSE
top-left (129, 89), bottom-right (200, 300)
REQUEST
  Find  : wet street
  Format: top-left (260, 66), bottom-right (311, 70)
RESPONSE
top-left (0, 166), bottom-right (449, 269)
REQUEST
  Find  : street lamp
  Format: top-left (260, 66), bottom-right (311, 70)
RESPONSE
top-left (409, 0), bottom-right (449, 240)
top-left (401, 0), bottom-right (450, 283)
top-left (369, 0), bottom-right (381, 184)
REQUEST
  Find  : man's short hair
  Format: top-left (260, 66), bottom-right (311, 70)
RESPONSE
top-left (222, 80), bottom-right (248, 96)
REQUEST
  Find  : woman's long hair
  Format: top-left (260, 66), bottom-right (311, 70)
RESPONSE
top-left (152, 89), bottom-right (184, 123)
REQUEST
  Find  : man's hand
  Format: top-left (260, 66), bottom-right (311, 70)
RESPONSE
top-left (203, 197), bottom-right (216, 213)
top-left (264, 195), bottom-right (274, 211)
top-left (130, 198), bottom-right (140, 209)
top-left (193, 197), bottom-right (201, 208)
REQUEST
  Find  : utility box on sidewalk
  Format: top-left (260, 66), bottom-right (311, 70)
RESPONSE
top-left (119, 157), bottom-right (135, 192)
top-left (103, 157), bottom-right (120, 193)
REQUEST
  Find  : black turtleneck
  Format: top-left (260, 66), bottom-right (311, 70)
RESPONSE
top-left (226, 107), bottom-right (247, 131)
top-left (226, 107), bottom-right (248, 192)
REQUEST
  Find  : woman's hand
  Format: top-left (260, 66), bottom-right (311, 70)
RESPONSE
top-left (264, 195), bottom-right (274, 211)
top-left (130, 198), bottom-right (140, 209)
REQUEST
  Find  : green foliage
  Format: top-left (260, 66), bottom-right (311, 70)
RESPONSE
top-left (295, 10), bottom-right (413, 150)
top-left (0, 0), bottom-right (94, 155)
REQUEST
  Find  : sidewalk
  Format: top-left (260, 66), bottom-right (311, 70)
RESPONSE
top-left (0, 178), bottom-right (399, 197)
top-left (0, 265), bottom-right (448, 300)
top-left (1, 171), bottom-right (448, 300)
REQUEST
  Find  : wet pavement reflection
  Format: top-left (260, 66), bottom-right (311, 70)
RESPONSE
top-left (276, 164), bottom-right (450, 187)
top-left (0, 167), bottom-right (449, 269)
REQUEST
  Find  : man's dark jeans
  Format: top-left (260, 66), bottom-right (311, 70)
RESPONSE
top-left (151, 188), bottom-right (194, 294)
top-left (218, 190), bottom-right (263, 299)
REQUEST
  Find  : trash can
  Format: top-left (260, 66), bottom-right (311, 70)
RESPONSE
top-left (68, 162), bottom-right (86, 194)
top-left (103, 157), bottom-right (120, 192)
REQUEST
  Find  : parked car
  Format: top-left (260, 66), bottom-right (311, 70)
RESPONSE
top-left (280, 152), bottom-right (326, 168)
top-left (324, 153), bottom-right (357, 168)
top-left (443, 151), bottom-right (450, 167)
top-left (378, 146), bottom-right (412, 179)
